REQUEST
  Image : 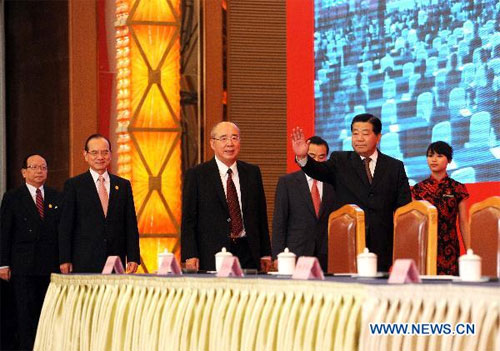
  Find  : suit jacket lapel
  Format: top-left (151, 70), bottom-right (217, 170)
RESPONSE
top-left (350, 152), bottom-right (370, 187)
top-left (371, 151), bottom-right (388, 189)
top-left (84, 171), bottom-right (106, 218)
top-left (296, 172), bottom-right (316, 217)
top-left (107, 174), bottom-right (119, 217)
top-left (20, 186), bottom-right (41, 222)
top-left (237, 161), bottom-right (248, 213)
top-left (318, 182), bottom-right (333, 218)
top-left (209, 158), bottom-right (229, 213)
top-left (43, 188), bottom-right (57, 216)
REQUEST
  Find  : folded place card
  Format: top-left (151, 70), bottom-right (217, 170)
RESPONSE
top-left (216, 256), bottom-right (244, 277)
top-left (102, 256), bottom-right (125, 274)
top-left (157, 255), bottom-right (182, 276)
top-left (292, 256), bottom-right (325, 280)
top-left (388, 259), bottom-right (421, 284)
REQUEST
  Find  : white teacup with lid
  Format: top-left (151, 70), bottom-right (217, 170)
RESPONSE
top-left (215, 247), bottom-right (233, 272)
top-left (459, 249), bottom-right (482, 281)
top-left (277, 248), bottom-right (296, 275)
top-left (158, 248), bottom-right (173, 270)
top-left (357, 248), bottom-right (377, 277)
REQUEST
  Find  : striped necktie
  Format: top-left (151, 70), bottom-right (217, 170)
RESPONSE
top-left (36, 188), bottom-right (44, 219)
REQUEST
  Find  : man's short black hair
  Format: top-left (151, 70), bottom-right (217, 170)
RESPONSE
top-left (84, 134), bottom-right (112, 152)
top-left (351, 113), bottom-right (382, 135)
top-left (426, 141), bottom-right (453, 161)
top-left (307, 135), bottom-right (329, 155)
top-left (22, 154), bottom-right (47, 169)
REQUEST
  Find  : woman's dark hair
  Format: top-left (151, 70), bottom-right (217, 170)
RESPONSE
top-left (426, 141), bottom-right (453, 161)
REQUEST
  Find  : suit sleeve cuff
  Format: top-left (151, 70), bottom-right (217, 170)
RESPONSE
top-left (296, 156), bottom-right (308, 167)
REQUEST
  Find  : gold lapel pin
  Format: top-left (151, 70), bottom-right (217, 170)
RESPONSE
top-left (115, 185), bottom-right (119, 190)
top-left (48, 204), bottom-right (53, 209)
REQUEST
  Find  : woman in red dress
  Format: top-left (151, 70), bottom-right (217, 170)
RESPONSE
top-left (411, 141), bottom-right (469, 275)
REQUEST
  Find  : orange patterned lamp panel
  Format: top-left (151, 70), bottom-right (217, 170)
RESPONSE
top-left (116, 0), bottom-right (182, 273)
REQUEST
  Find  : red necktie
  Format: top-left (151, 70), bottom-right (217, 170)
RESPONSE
top-left (311, 179), bottom-right (321, 217)
top-left (364, 157), bottom-right (373, 184)
top-left (36, 188), bottom-right (44, 219)
top-left (226, 169), bottom-right (243, 238)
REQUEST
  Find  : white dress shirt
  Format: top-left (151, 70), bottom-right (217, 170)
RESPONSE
top-left (305, 174), bottom-right (323, 199)
top-left (360, 150), bottom-right (378, 178)
top-left (26, 183), bottom-right (45, 203)
top-left (89, 168), bottom-right (110, 196)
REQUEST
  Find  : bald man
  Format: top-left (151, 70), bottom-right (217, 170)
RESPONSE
top-left (181, 122), bottom-right (272, 272)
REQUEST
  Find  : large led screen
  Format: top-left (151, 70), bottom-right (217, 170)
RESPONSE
top-left (314, 0), bottom-right (500, 184)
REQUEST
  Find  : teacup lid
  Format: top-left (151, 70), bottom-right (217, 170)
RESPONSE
top-left (215, 247), bottom-right (233, 257)
top-left (357, 247), bottom-right (376, 258)
top-left (459, 249), bottom-right (481, 262)
top-left (158, 248), bottom-right (173, 257)
top-left (277, 247), bottom-right (296, 258)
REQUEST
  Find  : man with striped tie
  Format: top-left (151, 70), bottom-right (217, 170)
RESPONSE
top-left (0, 154), bottom-right (61, 351)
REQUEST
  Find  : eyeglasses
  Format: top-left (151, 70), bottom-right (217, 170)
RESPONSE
top-left (87, 150), bottom-right (110, 157)
top-left (211, 135), bottom-right (240, 143)
top-left (27, 165), bottom-right (47, 171)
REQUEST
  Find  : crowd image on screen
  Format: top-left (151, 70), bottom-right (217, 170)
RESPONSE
top-left (314, 0), bottom-right (500, 184)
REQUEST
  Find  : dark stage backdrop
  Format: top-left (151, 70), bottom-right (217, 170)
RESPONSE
top-left (4, 0), bottom-right (69, 191)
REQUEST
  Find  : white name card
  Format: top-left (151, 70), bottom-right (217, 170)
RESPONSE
top-left (216, 256), bottom-right (244, 277)
top-left (388, 259), bottom-right (421, 284)
top-left (292, 256), bottom-right (324, 280)
top-left (157, 255), bottom-right (182, 276)
top-left (102, 256), bottom-right (125, 274)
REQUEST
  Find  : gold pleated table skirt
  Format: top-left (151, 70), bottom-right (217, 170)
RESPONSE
top-left (34, 274), bottom-right (500, 351)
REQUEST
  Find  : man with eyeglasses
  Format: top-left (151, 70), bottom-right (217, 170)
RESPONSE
top-left (181, 122), bottom-right (272, 272)
top-left (59, 134), bottom-right (140, 274)
top-left (0, 154), bottom-right (61, 351)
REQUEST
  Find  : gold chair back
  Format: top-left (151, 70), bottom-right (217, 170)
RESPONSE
top-left (393, 200), bottom-right (438, 275)
top-left (469, 196), bottom-right (500, 277)
top-left (327, 204), bottom-right (365, 273)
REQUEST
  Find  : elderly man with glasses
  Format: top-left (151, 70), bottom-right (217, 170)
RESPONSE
top-left (0, 154), bottom-right (61, 351)
top-left (181, 122), bottom-right (272, 272)
top-left (58, 134), bottom-right (140, 274)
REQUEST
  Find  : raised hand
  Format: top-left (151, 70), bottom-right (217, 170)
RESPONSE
top-left (291, 127), bottom-right (309, 159)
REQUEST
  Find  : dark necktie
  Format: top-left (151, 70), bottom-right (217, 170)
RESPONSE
top-left (226, 169), bottom-right (243, 239)
top-left (364, 157), bottom-right (373, 184)
top-left (36, 188), bottom-right (44, 219)
top-left (311, 179), bottom-right (321, 217)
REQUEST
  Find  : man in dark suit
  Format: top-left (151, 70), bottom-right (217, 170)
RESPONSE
top-left (59, 134), bottom-right (140, 274)
top-left (181, 122), bottom-right (272, 272)
top-left (272, 136), bottom-right (335, 271)
top-left (292, 114), bottom-right (411, 271)
top-left (0, 154), bottom-right (61, 350)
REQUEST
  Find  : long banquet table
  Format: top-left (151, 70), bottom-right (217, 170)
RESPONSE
top-left (34, 274), bottom-right (500, 351)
